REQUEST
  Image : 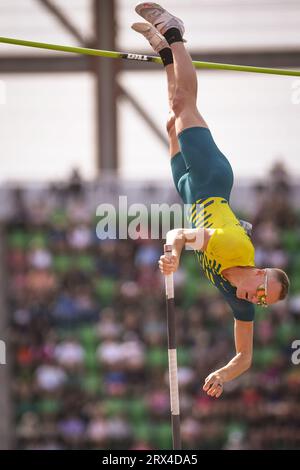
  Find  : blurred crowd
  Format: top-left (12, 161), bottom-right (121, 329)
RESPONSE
top-left (5, 164), bottom-right (300, 450)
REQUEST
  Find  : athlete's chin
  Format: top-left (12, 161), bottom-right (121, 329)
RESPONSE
top-left (236, 292), bottom-right (249, 302)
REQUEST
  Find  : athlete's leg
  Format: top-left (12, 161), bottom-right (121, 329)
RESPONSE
top-left (132, 22), bottom-right (188, 199)
top-left (132, 22), bottom-right (181, 159)
top-left (132, 16), bottom-right (207, 203)
top-left (135, 2), bottom-right (208, 136)
top-left (165, 64), bottom-right (180, 158)
top-left (134, 3), bottom-right (234, 206)
top-left (168, 39), bottom-right (233, 199)
top-left (170, 42), bottom-right (208, 135)
top-left (164, 63), bottom-right (190, 197)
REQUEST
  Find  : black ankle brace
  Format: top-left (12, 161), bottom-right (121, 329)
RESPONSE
top-left (163, 28), bottom-right (183, 45)
top-left (159, 47), bottom-right (173, 66)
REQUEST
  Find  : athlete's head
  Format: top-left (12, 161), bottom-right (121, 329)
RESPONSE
top-left (236, 268), bottom-right (290, 306)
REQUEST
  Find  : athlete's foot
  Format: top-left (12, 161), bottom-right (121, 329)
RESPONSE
top-left (135, 3), bottom-right (185, 38)
top-left (131, 22), bottom-right (169, 53)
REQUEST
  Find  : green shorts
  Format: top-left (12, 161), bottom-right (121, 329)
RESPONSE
top-left (171, 127), bottom-right (234, 204)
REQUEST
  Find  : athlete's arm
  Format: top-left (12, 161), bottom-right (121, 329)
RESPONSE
top-left (158, 228), bottom-right (212, 275)
top-left (203, 319), bottom-right (253, 398)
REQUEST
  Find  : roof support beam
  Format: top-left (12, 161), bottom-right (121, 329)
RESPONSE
top-left (36, 0), bottom-right (89, 45)
top-left (0, 50), bottom-right (300, 74)
top-left (0, 55), bottom-right (91, 73)
top-left (120, 86), bottom-right (168, 148)
top-left (93, 0), bottom-right (118, 172)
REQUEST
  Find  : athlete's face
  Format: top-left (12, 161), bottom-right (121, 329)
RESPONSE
top-left (236, 269), bottom-right (282, 306)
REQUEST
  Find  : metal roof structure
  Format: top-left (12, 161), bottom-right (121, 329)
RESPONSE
top-left (0, 0), bottom-right (299, 174)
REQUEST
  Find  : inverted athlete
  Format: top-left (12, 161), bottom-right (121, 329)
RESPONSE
top-left (133, 3), bottom-right (290, 398)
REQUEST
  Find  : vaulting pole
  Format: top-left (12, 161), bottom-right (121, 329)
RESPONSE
top-left (164, 244), bottom-right (181, 450)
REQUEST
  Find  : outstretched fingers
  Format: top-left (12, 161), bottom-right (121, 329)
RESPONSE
top-left (203, 373), bottom-right (224, 399)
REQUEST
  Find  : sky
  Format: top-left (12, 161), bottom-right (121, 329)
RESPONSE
top-left (0, 0), bottom-right (299, 183)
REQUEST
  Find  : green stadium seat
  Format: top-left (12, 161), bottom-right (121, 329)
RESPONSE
top-left (182, 277), bottom-right (199, 307)
top-left (253, 346), bottom-right (279, 368)
top-left (103, 398), bottom-right (125, 417)
top-left (146, 348), bottom-right (168, 368)
top-left (132, 421), bottom-right (152, 442)
top-left (28, 232), bottom-right (48, 248)
top-left (50, 209), bottom-right (68, 227)
top-left (36, 399), bottom-right (61, 415)
top-left (181, 252), bottom-right (200, 276)
top-left (53, 254), bottom-right (72, 273)
top-left (127, 398), bottom-right (148, 422)
top-left (79, 326), bottom-right (98, 347)
top-left (94, 278), bottom-right (117, 307)
top-left (290, 271), bottom-right (300, 293)
top-left (177, 347), bottom-right (192, 366)
top-left (84, 348), bottom-right (99, 371)
top-left (75, 254), bottom-right (95, 273)
top-left (81, 372), bottom-right (102, 395)
top-left (151, 422), bottom-right (172, 450)
top-left (281, 229), bottom-right (299, 253)
top-left (276, 323), bottom-right (296, 345)
top-left (8, 231), bottom-right (28, 249)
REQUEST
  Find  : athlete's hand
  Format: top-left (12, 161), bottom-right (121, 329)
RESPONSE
top-left (158, 253), bottom-right (179, 275)
top-left (203, 371), bottom-right (224, 398)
